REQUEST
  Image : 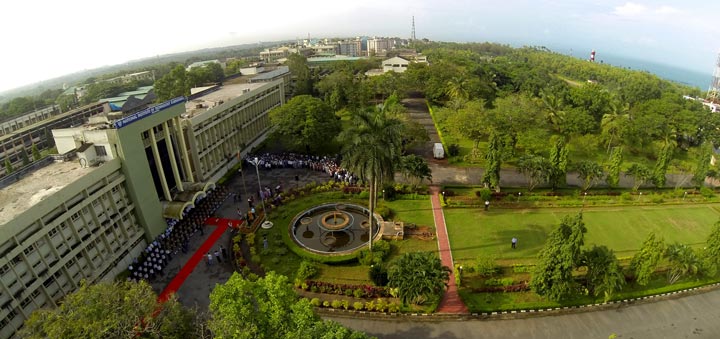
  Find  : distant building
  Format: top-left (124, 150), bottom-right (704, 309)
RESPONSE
top-left (382, 56), bottom-right (411, 73)
top-left (103, 71), bottom-right (155, 85)
top-left (367, 37), bottom-right (393, 56)
top-left (240, 66), bottom-right (265, 75)
top-left (186, 60), bottom-right (223, 71)
top-left (259, 47), bottom-right (310, 63)
top-left (337, 40), bottom-right (362, 57)
top-left (0, 102), bottom-right (110, 177)
top-left (310, 44), bottom-right (338, 56)
top-left (249, 67), bottom-right (291, 98)
top-left (98, 86), bottom-right (155, 113)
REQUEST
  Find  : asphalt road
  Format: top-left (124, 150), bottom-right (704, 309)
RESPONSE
top-left (325, 287), bottom-right (720, 339)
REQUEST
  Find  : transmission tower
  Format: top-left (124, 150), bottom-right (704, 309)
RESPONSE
top-left (411, 16), bottom-right (416, 41)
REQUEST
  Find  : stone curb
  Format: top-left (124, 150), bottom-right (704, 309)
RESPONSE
top-left (316, 282), bottom-right (720, 321)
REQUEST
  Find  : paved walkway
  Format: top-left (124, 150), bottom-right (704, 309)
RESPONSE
top-left (150, 167), bottom-right (333, 310)
top-left (430, 185), bottom-right (468, 314)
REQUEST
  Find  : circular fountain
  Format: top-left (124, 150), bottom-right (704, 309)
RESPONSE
top-left (290, 203), bottom-right (383, 255)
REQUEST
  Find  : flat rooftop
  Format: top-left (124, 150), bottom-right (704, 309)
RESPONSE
top-left (250, 66), bottom-right (289, 81)
top-left (184, 83), bottom-right (265, 118)
top-left (0, 161), bottom-right (96, 226)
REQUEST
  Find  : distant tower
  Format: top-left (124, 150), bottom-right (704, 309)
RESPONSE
top-left (590, 50), bottom-right (596, 62)
top-left (411, 16), bottom-right (416, 41)
top-left (708, 51), bottom-right (720, 103)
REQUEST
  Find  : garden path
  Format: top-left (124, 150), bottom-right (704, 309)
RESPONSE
top-left (429, 185), bottom-right (469, 314)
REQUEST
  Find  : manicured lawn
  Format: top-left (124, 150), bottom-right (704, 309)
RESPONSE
top-left (446, 204), bottom-right (720, 264)
top-left (460, 275), bottom-right (720, 313)
top-left (255, 191), bottom-right (438, 284)
top-left (383, 198), bottom-right (436, 230)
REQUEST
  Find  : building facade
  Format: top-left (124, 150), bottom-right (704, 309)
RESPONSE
top-left (0, 78), bottom-right (286, 338)
top-left (184, 79), bottom-right (285, 184)
top-left (382, 56), bottom-right (411, 73)
top-left (367, 37), bottom-right (392, 56)
top-left (337, 40), bottom-right (362, 57)
top-left (0, 158), bottom-right (146, 339)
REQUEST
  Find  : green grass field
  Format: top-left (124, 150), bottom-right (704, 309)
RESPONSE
top-left (446, 204), bottom-right (720, 264)
top-left (256, 192), bottom-right (439, 284)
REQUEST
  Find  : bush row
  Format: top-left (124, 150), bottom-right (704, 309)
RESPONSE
top-left (469, 281), bottom-right (530, 293)
top-left (309, 297), bottom-right (401, 313)
top-left (299, 280), bottom-right (392, 298)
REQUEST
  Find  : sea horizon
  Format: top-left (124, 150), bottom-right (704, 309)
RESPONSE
top-left (557, 47), bottom-right (711, 90)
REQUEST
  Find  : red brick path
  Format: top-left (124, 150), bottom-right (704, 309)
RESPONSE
top-left (430, 186), bottom-right (469, 314)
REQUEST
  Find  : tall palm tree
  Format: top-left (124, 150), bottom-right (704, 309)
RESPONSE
top-left (540, 90), bottom-right (566, 130)
top-left (601, 99), bottom-right (630, 153)
top-left (339, 103), bottom-right (404, 251)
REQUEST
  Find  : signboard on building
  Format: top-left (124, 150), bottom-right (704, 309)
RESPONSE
top-left (113, 97), bottom-right (185, 129)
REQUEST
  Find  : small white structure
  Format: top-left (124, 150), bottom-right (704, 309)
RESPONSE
top-left (240, 66), bottom-right (265, 75)
top-left (433, 143), bottom-right (445, 159)
top-left (382, 56), bottom-right (410, 73)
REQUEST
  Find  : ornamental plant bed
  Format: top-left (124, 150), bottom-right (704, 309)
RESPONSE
top-left (468, 281), bottom-right (530, 293)
top-left (301, 280), bottom-right (392, 299)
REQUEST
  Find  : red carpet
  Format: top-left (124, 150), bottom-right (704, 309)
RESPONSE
top-left (157, 218), bottom-right (242, 302)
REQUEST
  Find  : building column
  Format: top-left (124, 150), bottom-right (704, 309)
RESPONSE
top-left (175, 117), bottom-right (194, 183)
top-left (149, 128), bottom-right (172, 201)
top-left (163, 121), bottom-right (183, 192)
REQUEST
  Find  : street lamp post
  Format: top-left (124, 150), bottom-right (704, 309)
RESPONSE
top-left (250, 157), bottom-right (266, 216)
top-left (517, 192), bottom-right (522, 203)
top-left (458, 266), bottom-right (463, 287)
top-left (639, 192), bottom-right (643, 202)
top-left (382, 189), bottom-right (385, 201)
top-left (583, 192), bottom-right (587, 203)
top-left (683, 191), bottom-right (688, 201)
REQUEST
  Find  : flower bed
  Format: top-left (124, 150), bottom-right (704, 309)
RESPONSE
top-left (300, 280), bottom-right (392, 299)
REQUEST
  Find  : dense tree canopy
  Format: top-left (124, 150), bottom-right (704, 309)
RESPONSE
top-left (209, 272), bottom-right (371, 339)
top-left (387, 252), bottom-right (450, 305)
top-left (531, 213), bottom-right (587, 301)
top-left (269, 95), bottom-right (341, 154)
top-left (20, 280), bottom-right (199, 339)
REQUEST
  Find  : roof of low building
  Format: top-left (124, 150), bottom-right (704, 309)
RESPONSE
top-left (250, 66), bottom-right (290, 81)
top-left (0, 161), bottom-right (97, 226)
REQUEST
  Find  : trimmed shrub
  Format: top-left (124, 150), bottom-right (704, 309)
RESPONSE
top-left (310, 298), bottom-right (321, 307)
top-left (700, 186), bottom-right (715, 198)
top-left (296, 260), bottom-right (319, 281)
top-left (473, 257), bottom-right (498, 277)
top-left (369, 264), bottom-right (389, 286)
top-left (331, 300), bottom-right (343, 309)
top-left (353, 302), bottom-right (364, 311)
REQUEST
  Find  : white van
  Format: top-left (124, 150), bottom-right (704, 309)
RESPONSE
top-left (433, 143), bottom-right (445, 159)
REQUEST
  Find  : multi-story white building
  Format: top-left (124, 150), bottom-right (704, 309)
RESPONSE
top-left (367, 37), bottom-right (393, 56)
top-left (0, 77), bottom-right (286, 338)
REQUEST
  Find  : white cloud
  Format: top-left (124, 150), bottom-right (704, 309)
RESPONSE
top-left (655, 5), bottom-right (680, 15)
top-left (614, 2), bottom-right (647, 16)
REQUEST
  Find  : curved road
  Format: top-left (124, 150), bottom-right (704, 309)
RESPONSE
top-left (325, 287), bottom-right (720, 339)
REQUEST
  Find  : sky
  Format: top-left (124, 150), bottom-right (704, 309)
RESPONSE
top-left (2, 0), bottom-right (720, 93)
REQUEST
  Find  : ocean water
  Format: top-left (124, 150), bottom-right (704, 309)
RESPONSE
top-left (562, 49), bottom-right (711, 90)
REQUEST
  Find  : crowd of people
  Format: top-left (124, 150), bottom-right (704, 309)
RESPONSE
top-left (244, 153), bottom-right (358, 185)
top-left (127, 186), bottom-right (229, 283)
